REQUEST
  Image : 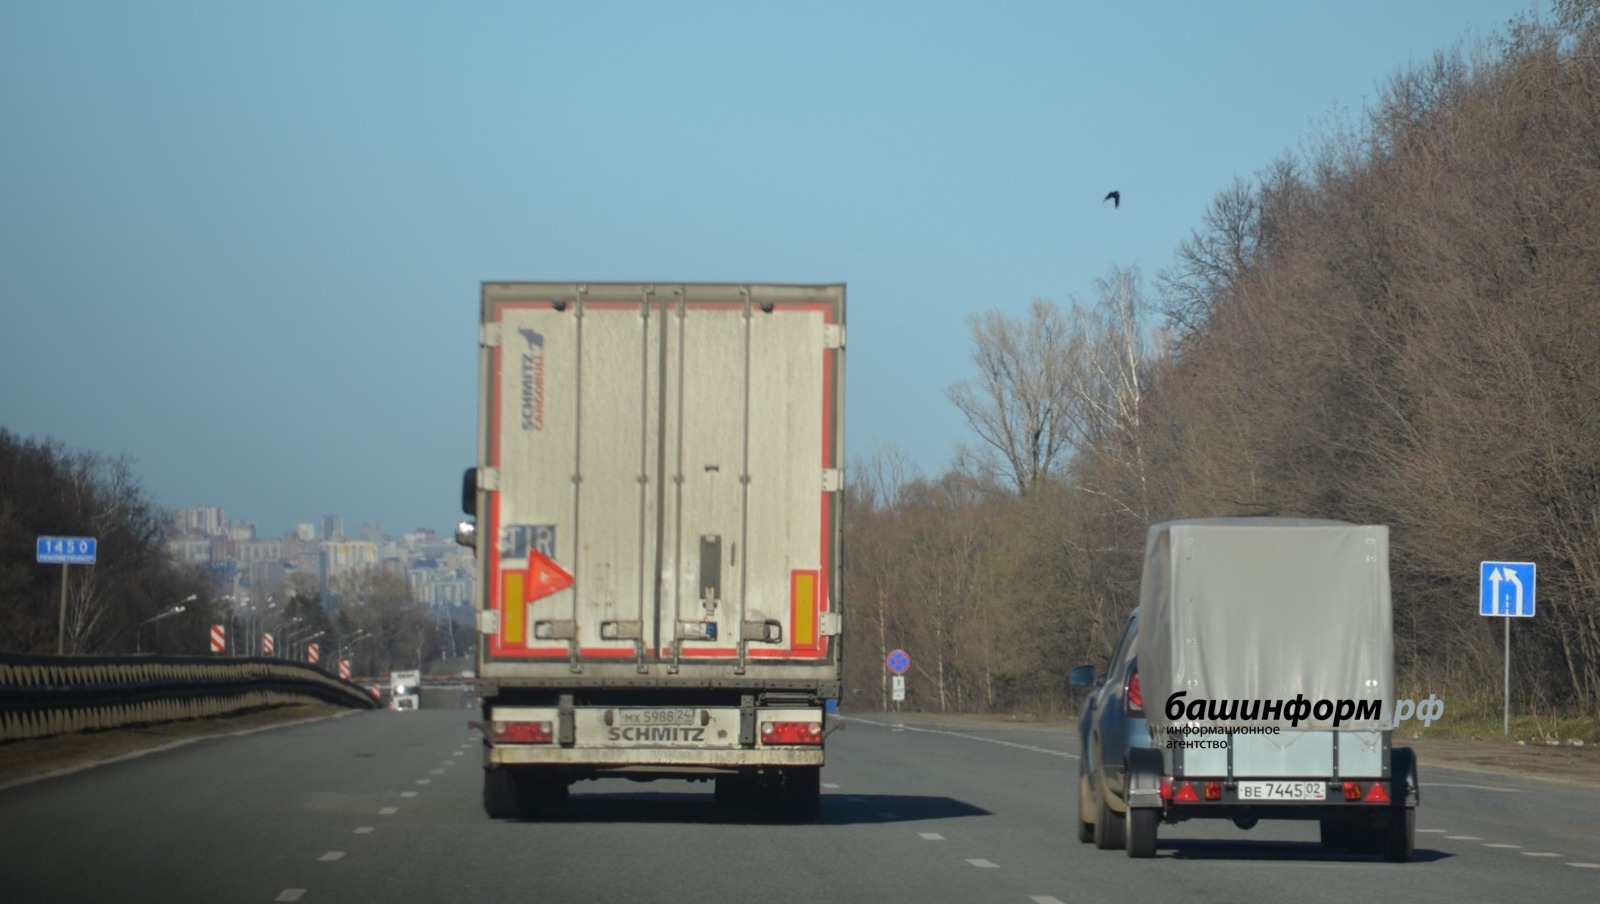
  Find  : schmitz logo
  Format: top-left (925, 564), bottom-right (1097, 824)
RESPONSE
top-left (518, 327), bottom-right (546, 431)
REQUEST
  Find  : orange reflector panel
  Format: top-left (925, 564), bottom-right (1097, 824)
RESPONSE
top-left (1365, 782), bottom-right (1391, 803)
top-left (791, 570), bottom-right (818, 649)
top-left (1204, 782), bottom-right (1222, 801)
top-left (502, 571), bottom-right (525, 646)
top-left (1175, 782), bottom-right (1200, 803)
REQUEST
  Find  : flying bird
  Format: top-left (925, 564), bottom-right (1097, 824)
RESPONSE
top-left (1104, 190), bottom-right (1120, 209)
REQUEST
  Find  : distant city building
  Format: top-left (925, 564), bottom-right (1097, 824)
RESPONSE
top-left (165, 507), bottom-right (474, 621)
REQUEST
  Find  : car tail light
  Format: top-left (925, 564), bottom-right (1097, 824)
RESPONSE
top-left (1204, 782), bottom-right (1222, 801)
top-left (761, 721), bottom-right (823, 745)
top-left (1364, 782), bottom-right (1390, 803)
top-left (492, 721), bottom-right (554, 744)
top-left (1174, 782), bottom-right (1200, 803)
top-left (1125, 670), bottom-right (1143, 716)
top-left (1343, 782), bottom-right (1363, 801)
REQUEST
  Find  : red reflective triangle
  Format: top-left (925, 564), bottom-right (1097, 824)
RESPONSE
top-left (524, 550), bottom-right (575, 601)
top-left (1365, 782), bottom-right (1391, 803)
top-left (1175, 782), bottom-right (1201, 803)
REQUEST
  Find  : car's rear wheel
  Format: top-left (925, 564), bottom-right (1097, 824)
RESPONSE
top-left (1076, 762), bottom-right (1095, 843)
top-left (1094, 784), bottom-right (1125, 850)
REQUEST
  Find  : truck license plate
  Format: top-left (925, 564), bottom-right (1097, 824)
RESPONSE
top-left (618, 708), bottom-right (697, 727)
top-left (1238, 781), bottom-right (1326, 801)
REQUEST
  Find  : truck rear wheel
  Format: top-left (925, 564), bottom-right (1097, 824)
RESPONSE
top-left (1125, 807), bottom-right (1158, 858)
top-left (758, 767), bottom-right (821, 823)
top-left (1382, 805), bottom-right (1415, 862)
top-left (483, 768), bottom-right (526, 819)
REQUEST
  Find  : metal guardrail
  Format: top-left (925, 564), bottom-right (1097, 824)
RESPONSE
top-left (0, 653), bottom-right (379, 742)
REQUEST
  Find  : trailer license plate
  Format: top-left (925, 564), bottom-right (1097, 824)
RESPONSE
top-left (1238, 781), bottom-right (1326, 801)
top-left (619, 708), bottom-right (697, 727)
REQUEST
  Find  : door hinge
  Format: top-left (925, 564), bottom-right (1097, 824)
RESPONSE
top-left (819, 612), bottom-right (841, 637)
top-left (476, 610), bottom-right (500, 635)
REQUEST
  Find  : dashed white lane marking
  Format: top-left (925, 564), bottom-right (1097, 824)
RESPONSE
top-left (1031, 897), bottom-right (1067, 904)
top-left (275, 890), bottom-right (306, 902)
top-left (1424, 782), bottom-right (1523, 793)
top-left (431, 769), bottom-right (445, 775)
top-left (1568, 863), bottom-right (1600, 868)
top-left (379, 807), bottom-right (399, 815)
top-left (966, 859), bottom-right (999, 868)
top-left (1446, 835), bottom-right (1482, 840)
top-left (1523, 852), bottom-right (1562, 857)
top-left (416, 779), bottom-right (431, 785)
top-left (1484, 843), bottom-right (1521, 849)
top-left (443, 761), bottom-right (457, 767)
top-left (401, 791), bottom-right (418, 798)
top-left (822, 783), bottom-right (840, 789)
top-left (453, 751), bottom-right (465, 757)
top-left (320, 851), bottom-right (346, 861)
top-left (1418, 829), bottom-right (1448, 834)
top-left (844, 717), bottom-right (1075, 759)
top-left (919, 833), bottom-right (945, 841)
top-left (355, 827), bottom-right (374, 834)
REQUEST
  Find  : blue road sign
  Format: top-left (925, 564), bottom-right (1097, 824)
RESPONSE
top-left (1479, 561), bottom-right (1535, 617)
top-left (36, 536), bottom-right (97, 565)
top-left (887, 649), bottom-right (910, 675)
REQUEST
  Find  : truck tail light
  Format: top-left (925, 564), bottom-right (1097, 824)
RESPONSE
top-left (493, 721), bottom-right (554, 744)
top-left (1125, 670), bottom-right (1143, 715)
top-left (1159, 775), bottom-right (1174, 800)
top-left (761, 721), bottom-right (823, 745)
top-left (1204, 781), bottom-right (1222, 801)
top-left (1343, 782), bottom-right (1363, 801)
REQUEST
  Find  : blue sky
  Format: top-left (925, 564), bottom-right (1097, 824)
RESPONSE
top-left (0, 0), bottom-right (1543, 539)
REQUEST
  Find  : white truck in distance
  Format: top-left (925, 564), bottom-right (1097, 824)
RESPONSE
top-left (457, 282), bottom-right (845, 821)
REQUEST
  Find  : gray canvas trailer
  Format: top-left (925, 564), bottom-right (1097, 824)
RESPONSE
top-left (457, 282), bottom-right (845, 822)
top-left (1122, 518), bottom-right (1418, 860)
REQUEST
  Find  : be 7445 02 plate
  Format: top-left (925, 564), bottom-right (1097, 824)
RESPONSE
top-left (1237, 781), bottom-right (1327, 801)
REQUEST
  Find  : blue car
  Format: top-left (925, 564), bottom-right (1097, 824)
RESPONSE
top-left (1071, 609), bottom-right (1151, 850)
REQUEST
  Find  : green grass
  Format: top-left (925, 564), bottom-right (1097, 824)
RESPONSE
top-left (1393, 693), bottom-right (1600, 745)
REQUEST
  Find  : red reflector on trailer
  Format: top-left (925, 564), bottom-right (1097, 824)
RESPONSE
top-left (1159, 776), bottom-right (1174, 800)
top-left (1175, 782), bottom-right (1200, 803)
top-left (760, 721), bottom-right (823, 745)
top-left (1365, 782), bottom-right (1391, 803)
top-left (1204, 782), bottom-right (1222, 801)
top-left (1344, 782), bottom-right (1363, 801)
top-left (492, 721), bottom-right (554, 744)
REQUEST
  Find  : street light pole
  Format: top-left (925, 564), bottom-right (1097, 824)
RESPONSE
top-left (136, 594), bottom-right (195, 654)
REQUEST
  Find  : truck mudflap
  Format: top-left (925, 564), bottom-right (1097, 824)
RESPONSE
top-left (1126, 747), bottom-right (1165, 809)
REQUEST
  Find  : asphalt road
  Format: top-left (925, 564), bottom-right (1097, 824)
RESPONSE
top-left (1, 708), bottom-right (1596, 903)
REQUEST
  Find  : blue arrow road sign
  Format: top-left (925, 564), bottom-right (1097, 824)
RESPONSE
top-left (37, 536), bottom-right (97, 565)
top-left (1480, 561), bottom-right (1535, 617)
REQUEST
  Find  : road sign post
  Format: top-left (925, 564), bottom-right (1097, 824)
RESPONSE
top-left (886, 649), bottom-right (910, 712)
top-left (1480, 561), bottom-right (1536, 736)
top-left (37, 536), bottom-right (97, 654)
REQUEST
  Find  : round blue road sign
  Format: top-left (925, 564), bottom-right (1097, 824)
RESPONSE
top-left (887, 649), bottom-right (910, 675)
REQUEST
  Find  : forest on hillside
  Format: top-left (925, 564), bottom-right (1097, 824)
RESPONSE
top-left (841, 2), bottom-right (1600, 717)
